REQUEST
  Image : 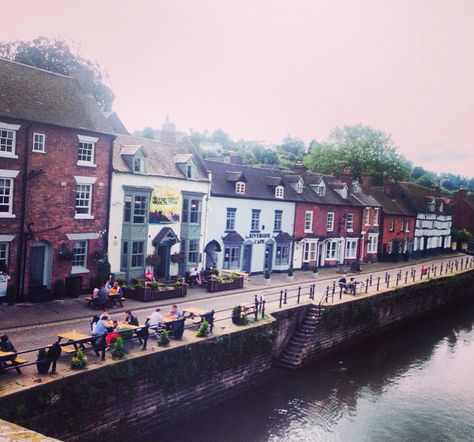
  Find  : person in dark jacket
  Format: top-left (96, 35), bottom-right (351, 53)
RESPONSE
top-left (125, 311), bottom-right (139, 326)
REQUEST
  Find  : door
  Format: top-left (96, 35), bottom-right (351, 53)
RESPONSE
top-left (242, 244), bottom-right (252, 274)
top-left (29, 246), bottom-right (45, 286)
top-left (156, 245), bottom-right (170, 280)
top-left (264, 243), bottom-right (273, 272)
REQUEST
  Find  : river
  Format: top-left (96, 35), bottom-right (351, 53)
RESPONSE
top-left (157, 302), bottom-right (474, 442)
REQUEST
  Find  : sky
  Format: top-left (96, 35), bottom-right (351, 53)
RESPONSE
top-left (1, 0), bottom-right (473, 176)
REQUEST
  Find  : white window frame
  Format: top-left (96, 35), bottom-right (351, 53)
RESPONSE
top-left (346, 213), bottom-right (354, 232)
top-left (367, 233), bottom-right (378, 254)
top-left (303, 241), bottom-right (317, 262)
top-left (251, 209), bottom-right (260, 231)
top-left (345, 239), bottom-right (358, 259)
top-left (274, 210), bottom-right (282, 231)
top-left (74, 176), bottom-right (96, 219)
top-left (304, 211), bottom-right (313, 233)
top-left (326, 241), bottom-right (337, 259)
top-left (296, 180), bottom-right (303, 193)
top-left (226, 208), bottom-right (236, 231)
top-left (374, 208), bottom-right (380, 226)
top-left (133, 156), bottom-right (145, 173)
top-left (405, 219), bottom-right (410, 232)
top-left (32, 133), bottom-right (46, 153)
top-left (0, 122), bottom-right (20, 158)
top-left (0, 169), bottom-right (19, 218)
top-left (71, 240), bottom-right (88, 274)
top-left (364, 207), bottom-right (371, 226)
top-left (275, 185), bottom-right (284, 199)
top-left (235, 181), bottom-right (246, 194)
top-left (326, 212), bottom-right (335, 232)
top-left (0, 241), bottom-right (8, 271)
top-left (77, 135), bottom-right (98, 167)
top-left (389, 218), bottom-right (394, 232)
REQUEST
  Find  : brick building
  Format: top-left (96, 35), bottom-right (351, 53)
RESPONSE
top-left (447, 189), bottom-right (474, 234)
top-left (0, 59), bottom-right (115, 302)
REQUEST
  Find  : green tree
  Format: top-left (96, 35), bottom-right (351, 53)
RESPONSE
top-left (210, 128), bottom-right (234, 150)
top-left (304, 124), bottom-right (412, 185)
top-left (142, 127), bottom-right (155, 139)
top-left (0, 36), bottom-right (114, 111)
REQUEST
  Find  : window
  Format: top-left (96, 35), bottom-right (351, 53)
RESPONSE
top-left (251, 209), bottom-right (260, 231)
top-left (226, 208), bottom-right (236, 231)
top-left (133, 195), bottom-right (147, 224)
top-left (400, 218), bottom-right (405, 232)
top-left (124, 196), bottom-right (132, 222)
top-left (364, 207), bottom-right (371, 226)
top-left (304, 211), bottom-right (313, 232)
top-left (182, 197), bottom-right (201, 224)
top-left (387, 240), bottom-right (393, 254)
top-left (303, 241), bottom-right (317, 262)
top-left (75, 184), bottom-right (92, 217)
top-left (367, 234), bottom-right (378, 253)
top-left (439, 202), bottom-right (444, 213)
top-left (345, 239), bottom-right (357, 259)
top-left (33, 133), bottom-right (45, 152)
top-left (275, 243), bottom-right (290, 265)
top-left (186, 164), bottom-right (193, 179)
top-left (374, 208), bottom-right (380, 226)
top-left (346, 213), bottom-right (354, 231)
top-left (72, 240), bottom-right (87, 268)
top-left (315, 183), bottom-right (325, 196)
top-left (389, 219), bottom-right (394, 232)
top-left (326, 212), bottom-right (335, 232)
top-left (296, 180), bottom-right (303, 193)
top-left (188, 239), bottom-right (199, 263)
top-left (131, 241), bottom-right (145, 267)
top-left (121, 241), bottom-right (128, 269)
top-left (77, 135), bottom-right (98, 166)
top-left (0, 122), bottom-right (20, 158)
top-left (133, 157), bottom-right (145, 173)
top-left (0, 242), bottom-right (8, 271)
top-left (223, 245), bottom-right (241, 269)
top-left (405, 219), bottom-right (410, 232)
top-left (0, 177), bottom-right (13, 216)
top-left (275, 185), bottom-right (284, 199)
top-left (274, 210), bottom-right (282, 231)
top-left (236, 181), bottom-right (246, 194)
top-left (326, 241), bottom-right (338, 259)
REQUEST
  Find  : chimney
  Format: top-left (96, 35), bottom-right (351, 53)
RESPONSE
top-left (454, 188), bottom-right (467, 201)
top-left (384, 177), bottom-right (396, 198)
top-left (340, 167), bottom-right (352, 189)
top-left (294, 161), bottom-right (307, 176)
top-left (360, 172), bottom-right (372, 192)
top-left (229, 154), bottom-right (243, 165)
top-left (159, 115), bottom-right (176, 144)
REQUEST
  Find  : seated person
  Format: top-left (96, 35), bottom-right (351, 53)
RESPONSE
top-left (146, 308), bottom-right (163, 329)
top-left (105, 275), bottom-right (114, 290)
top-left (167, 304), bottom-right (182, 319)
top-left (0, 335), bottom-right (18, 371)
top-left (125, 310), bottom-right (139, 326)
top-left (97, 284), bottom-right (109, 307)
top-left (338, 275), bottom-right (348, 293)
top-left (110, 281), bottom-right (123, 299)
top-left (94, 315), bottom-right (110, 336)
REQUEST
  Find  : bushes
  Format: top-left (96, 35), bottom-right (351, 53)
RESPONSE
top-left (71, 349), bottom-right (87, 369)
top-left (158, 330), bottom-right (170, 346)
top-left (111, 336), bottom-right (125, 360)
top-left (196, 320), bottom-right (210, 337)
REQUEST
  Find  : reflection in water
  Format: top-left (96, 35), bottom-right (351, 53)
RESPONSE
top-left (155, 303), bottom-right (474, 442)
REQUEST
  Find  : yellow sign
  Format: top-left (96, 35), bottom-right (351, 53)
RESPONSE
top-left (149, 187), bottom-right (179, 224)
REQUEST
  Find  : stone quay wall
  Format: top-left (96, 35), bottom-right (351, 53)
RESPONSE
top-left (0, 270), bottom-right (473, 441)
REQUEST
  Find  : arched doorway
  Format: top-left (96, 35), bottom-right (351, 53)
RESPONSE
top-left (29, 240), bottom-right (52, 290)
top-left (204, 240), bottom-right (221, 269)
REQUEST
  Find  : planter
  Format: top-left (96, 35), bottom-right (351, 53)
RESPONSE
top-left (286, 275), bottom-right (294, 283)
top-left (123, 284), bottom-right (187, 302)
top-left (36, 360), bottom-right (51, 375)
top-left (207, 277), bottom-right (244, 293)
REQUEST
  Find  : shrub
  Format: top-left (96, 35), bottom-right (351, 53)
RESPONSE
top-left (196, 320), bottom-right (210, 337)
top-left (117, 324), bottom-right (134, 340)
top-left (71, 349), bottom-right (87, 369)
top-left (158, 329), bottom-right (170, 346)
top-left (111, 336), bottom-right (125, 359)
top-left (264, 270), bottom-right (271, 279)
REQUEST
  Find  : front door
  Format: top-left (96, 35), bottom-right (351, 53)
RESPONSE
top-left (29, 246), bottom-right (45, 287)
top-left (242, 244), bottom-right (252, 274)
top-left (156, 245), bottom-right (170, 280)
top-left (264, 243), bottom-right (273, 272)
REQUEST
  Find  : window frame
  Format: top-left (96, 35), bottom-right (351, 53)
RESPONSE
top-left (0, 242), bottom-right (8, 271)
top-left (32, 132), bottom-right (46, 153)
top-left (367, 234), bottom-right (378, 254)
top-left (251, 209), bottom-right (261, 231)
top-left (346, 213), bottom-right (354, 232)
top-left (226, 208), bottom-right (236, 231)
top-left (132, 195), bottom-right (148, 224)
top-left (74, 176), bottom-right (96, 220)
top-left (389, 218), bottom-right (395, 232)
top-left (188, 239), bottom-right (199, 263)
top-left (274, 210), bottom-right (283, 232)
top-left (133, 156), bottom-right (145, 174)
top-left (326, 212), bottom-right (335, 232)
top-left (303, 241), bottom-right (317, 262)
top-left (223, 244), bottom-right (241, 269)
top-left (77, 135), bottom-right (98, 167)
top-left (364, 207), bottom-right (371, 226)
top-left (275, 185), bottom-right (284, 199)
top-left (131, 241), bottom-right (145, 268)
top-left (345, 239), bottom-right (358, 259)
top-left (0, 122), bottom-right (20, 158)
top-left (235, 181), bottom-right (246, 194)
top-left (374, 208), bottom-right (380, 226)
top-left (71, 240), bottom-right (88, 272)
top-left (326, 241), bottom-right (337, 259)
top-left (275, 242), bottom-right (290, 265)
top-left (304, 211), bottom-right (313, 233)
top-left (0, 175), bottom-right (15, 218)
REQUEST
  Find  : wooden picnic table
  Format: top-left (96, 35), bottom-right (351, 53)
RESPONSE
top-left (182, 307), bottom-right (206, 316)
top-left (0, 351), bottom-right (15, 359)
top-left (57, 331), bottom-right (93, 351)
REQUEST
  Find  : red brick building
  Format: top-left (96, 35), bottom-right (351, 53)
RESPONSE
top-left (448, 189), bottom-right (474, 234)
top-left (0, 59), bottom-right (115, 302)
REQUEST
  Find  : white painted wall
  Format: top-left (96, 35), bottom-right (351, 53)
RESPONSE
top-left (413, 213), bottom-right (452, 251)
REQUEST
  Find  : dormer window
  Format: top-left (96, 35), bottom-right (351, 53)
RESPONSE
top-left (275, 185), bottom-right (284, 199)
top-left (296, 180), bottom-right (303, 193)
top-left (236, 181), bottom-right (246, 194)
top-left (187, 163), bottom-right (193, 179)
top-left (315, 182), bottom-right (326, 197)
top-left (439, 202), bottom-right (444, 212)
top-left (427, 199), bottom-right (435, 212)
top-left (133, 157), bottom-right (145, 173)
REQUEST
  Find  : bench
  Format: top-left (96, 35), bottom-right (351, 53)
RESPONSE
top-left (60, 345), bottom-right (77, 354)
top-left (1, 357), bottom-right (28, 374)
top-left (86, 296), bottom-right (126, 308)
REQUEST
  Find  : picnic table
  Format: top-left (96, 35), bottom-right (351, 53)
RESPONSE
top-left (57, 331), bottom-right (94, 351)
top-left (0, 350), bottom-right (28, 374)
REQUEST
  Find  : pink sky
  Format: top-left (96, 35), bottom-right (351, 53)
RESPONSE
top-left (2, 0), bottom-right (473, 176)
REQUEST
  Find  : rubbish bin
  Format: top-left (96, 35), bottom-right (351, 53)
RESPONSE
top-left (0, 273), bottom-right (10, 299)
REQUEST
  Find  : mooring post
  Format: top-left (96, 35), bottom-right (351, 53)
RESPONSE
top-left (279, 290), bottom-right (283, 308)
top-left (312, 284), bottom-right (316, 300)
top-left (297, 286), bottom-right (301, 304)
top-left (434, 265), bottom-right (437, 277)
top-left (377, 276), bottom-right (380, 291)
top-left (365, 278), bottom-right (369, 293)
top-left (413, 269), bottom-right (416, 282)
top-left (396, 273), bottom-right (400, 286)
top-left (254, 295), bottom-right (259, 321)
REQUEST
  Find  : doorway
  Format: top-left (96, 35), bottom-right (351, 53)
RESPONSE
top-left (264, 242), bottom-right (274, 272)
top-left (29, 241), bottom-right (51, 289)
top-left (242, 243), bottom-right (252, 274)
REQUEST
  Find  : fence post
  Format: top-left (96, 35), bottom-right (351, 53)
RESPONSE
top-left (365, 278), bottom-right (369, 293)
top-left (377, 276), bottom-right (380, 291)
top-left (412, 269), bottom-right (416, 282)
top-left (405, 271), bottom-right (408, 284)
top-left (434, 265), bottom-right (437, 277)
top-left (332, 281), bottom-right (336, 295)
top-left (339, 286), bottom-right (343, 299)
top-left (297, 286), bottom-right (301, 304)
top-left (284, 289), bottom-right (287, 305)
top-left (440, 263), bottom-right (443, 275)
top-left (385, 271), bottom-right (389, 282)
top-left (427, 267), bottom-right (431, 278)
top-left (279, 290), bottom-right (283, 308)
top-left (325, 286), bottom-right (329, 303)
top-left (386, 274), bottom-right (390, 288)
top-left (369, 274), bottom-right (373, 286)
top-left (396, 273), bottom-right (400, 286)
top-left (254, 295), bottom-right (259, 321)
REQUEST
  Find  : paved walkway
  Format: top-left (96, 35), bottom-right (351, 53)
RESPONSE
top-left (0, 253), bottom-right (463, 331)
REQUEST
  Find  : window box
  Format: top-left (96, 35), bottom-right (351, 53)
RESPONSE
top-left (123, 283), bottom-right (187, 302)
top-left (206, 275), bottom-right (244, 292)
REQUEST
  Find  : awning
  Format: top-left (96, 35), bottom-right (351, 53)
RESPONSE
top-left (152, 227), bottom-right (180, 246)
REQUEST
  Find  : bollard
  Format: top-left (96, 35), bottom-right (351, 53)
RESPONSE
top-left (309, 285), bottom-right (313, 301)
top-left (261, 300), bottom-right (266, 318)
top-left (396, 274), bottom-right (400, 286)
top-left (377, 276), bottom-right (380, 290)
top-left (325, 286), bottom-right (329, 303)
top-left (297, 286), bottom-right (301, 304)
top-left (284, 289), bottom-right (288, 305)
top-left (413, 269), bottom-right (416, 282)
top-left (312, 284), bottom-right (316, 300)
top-left (332, 281), bottom-right (336, 295)
top-left (254, 296), bottom-right (259, 321)
top-left (365, 279), bottom-right (369, 293)
top-left (339, 286), bottom-right (343, 299)
top-left (279, 290), bottom-right (283, 308)
top-left (385, 272), bottom-right (388, 282)
top-left (369, 275), bottom-right (373, 286)
top-left (440, 263), bottom-right (443, 275)
top-left (427, 267), bottom-right (431, 278)
top-left (405, 271), bottom-right (408, 284)
top-left (386, 274), bottom-right (390, 288)
top-left (434, 265), bottom-right (437, 277)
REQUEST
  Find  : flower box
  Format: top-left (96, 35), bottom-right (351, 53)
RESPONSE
top-left (206, 277), bottom-right (244, 293)
top-left (122, 284), bottom-right (187, 302)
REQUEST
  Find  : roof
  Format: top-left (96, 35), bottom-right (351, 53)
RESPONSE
top-left (104, 111), bottom-right (129, 135)
top-left (368, 186), bottom-right (414, 216)
top-left (0, 58), bottom-right (114, 135)
top-left (113, 134), bottom-right (209, 180)
top-left (152, 227), bottom-right (179, 245)
top-left (222, 232), bottom-right (245, 243)
top-left (396, 182), bottom-right (449, 214)
top-left (274, 231), bottom-right (293, 242)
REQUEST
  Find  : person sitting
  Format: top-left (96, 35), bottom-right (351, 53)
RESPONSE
top-left (94, 315), bottom-right (110, 336)
top-left (113, 281), bottom-right (123, 299)
top-left (97, 284), bottom-right (109, 308)
top-left (167, 304), bottom-right (182, 319)
top-left (105, 275), bottom-right (114, 290)
top-left (125, 310), bottom-right (139, 326)
top-left (421, 265), bottom-right (428, 275)
top-left (0, 335), bottom-right (20, 373)
top-left (145, 269), bottom-right (155, 281)
top-left (348, 277), bottom-right (358, 295)
top-left (189, 267), bottom-right (199, 286)
top-left (90, 314), bottom-right (101, 334)
top-left (146, 308), bottom-right (163, 330)
top-left (338, 275), bottom-right (348, 293)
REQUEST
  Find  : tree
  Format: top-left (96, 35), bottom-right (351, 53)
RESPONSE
top-left (142, 127), bottom-right (155, 139)
top-left (304, 124), bottom-right (412, 185)
top-left (0, 36), bottom-right (114, 111)
top-left (210, 129), bottom-right (234, 150)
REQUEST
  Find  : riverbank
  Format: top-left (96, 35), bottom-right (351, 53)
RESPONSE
top-left (0, 267), bottom-right (473, 441)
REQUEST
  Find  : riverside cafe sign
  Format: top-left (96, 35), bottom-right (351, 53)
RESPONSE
top-left (245, 233), bottom-right (271, 244)
top-left (149, 186), bottom-right (179, 224)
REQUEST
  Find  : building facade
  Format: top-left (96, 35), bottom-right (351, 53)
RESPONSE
top-left (0, 59), bottom-right (115, 302)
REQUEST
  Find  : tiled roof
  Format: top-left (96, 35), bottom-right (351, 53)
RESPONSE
top-left (113, 134), bottom-right (209, 181)
top-left (0, 58), bottom-right (114, 135)
top-left (368, 186), bottom-right (415, 216)
top-left (104, 111), bottom-right (129, 135)
top-left (396, 182), bottom-right (449, 214)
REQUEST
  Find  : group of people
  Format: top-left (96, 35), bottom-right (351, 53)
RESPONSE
top-left (91, 276), bottom-right (123, 308)
top-left (146, 305), bottom-right (183, 330)
top-left (91, 310), bottom-right (140, 345)
top-left (338, 275), bottom-right (361, 295)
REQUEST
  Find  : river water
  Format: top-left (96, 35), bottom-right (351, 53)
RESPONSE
top-left (158, 303), bottom-right (474, 442)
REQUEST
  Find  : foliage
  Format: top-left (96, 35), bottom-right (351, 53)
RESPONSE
top-left (92, 250), bottom-right (108, 263)
top-left (287, 267), bottom-right (293, 277)
top-left (312, 266), bottom-right (318, 273)
top-left (96, 260), bottom-right (111, 287)
top-left (304, 124), bottom-right (412, 185)
top-left (158, 329), bottom-right (171, 346)
top-left (57, 246), bottom-right (74, 261)
top-left (70, 349), bottom-right (87, 369)
top-left (142, 127), bottom-right (155, 139)
top-left (146, 254), bottom-right (162, 267)
top-left (0, 36), bottom-right (114, 110)
top-left (264, 270), bottom-right (271, 279)
top-left (231, 305), bottom-right (249, 325)
top-left (170, 252), bottom-right (185, 263)
top-left (130, 279), bottom-right (146, 289)
top-left (117, 325), bottom-right (134, 340)
top-left (111, 336), bottom-right (126, 359)
top-left (451, 228), bottom-right (473, 243)
top-left (196, 320), bottom-right (210, 337)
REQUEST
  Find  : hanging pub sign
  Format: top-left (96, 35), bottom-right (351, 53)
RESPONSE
top-left (149, 186), bottom-right (180, 224)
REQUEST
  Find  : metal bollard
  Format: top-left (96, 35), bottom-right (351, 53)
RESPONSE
top-left (284, 289), bottom-right (287, 304)
top-left (279, 290), bottom-right (283, 308)
top-left (434, 265), bottom-right (437, 277)
top-left (440, 263), bottom-right (443, 275)
top-left (254, 297), bottom-right (259, 321)
top-left (369, 275), bottom-right (373, 286)
top-left (386, 274), bottom-right (390, 288)
top-left (413, 269), bottom-right (416, 282)
top-left (427, 267), bottom-right (431, 278)
top-left (377, 276), bottom-right (380, 290)
top-left (297, 286), bottom-right (301, 304)
top-left (365, 279), bottom-right (369, 293)
top-left (261, 300), bottom-right (266, 318)
top-left (325, 286), bottom-right (329, 303)
top-left (339, 286), bottom-right (343, 299)
top-left (405, 271), bottom-right (408, 284)
top-left (332, 281), bottom-right (336, 295)
top-left (396, 274), bottom-right (400, 286)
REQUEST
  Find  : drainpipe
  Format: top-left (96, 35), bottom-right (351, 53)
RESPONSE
top-left (16, 124), bottom-right (32, 303)
top-left (105, 136), bottom-right (115, 259)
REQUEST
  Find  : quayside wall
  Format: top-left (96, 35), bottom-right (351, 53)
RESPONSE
top-left (0, 270), bottom-right (473, 441)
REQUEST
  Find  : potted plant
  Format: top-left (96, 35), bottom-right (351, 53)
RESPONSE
top-left (264, 270), bottom-right (271, 285)
top-left (111, 336), bottom-right (125, 359)
top-left (286, 267), bottom-right (294, 283)
top-left (71, 349), bottom-right (88, 370)
top-left (231, 305), bottom-right (249, 325)
top-left (158, 329), bottom-right (170, 346)
top-left (36, 348), bottom-right (51, 375)
top-left (312, 266), bottom-right (319, 279)
top-left (145, 254), bottom-right (162, 267)
top-left (196, 319), bottom-right (210, 337)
